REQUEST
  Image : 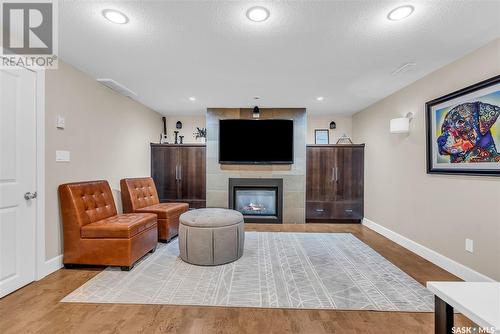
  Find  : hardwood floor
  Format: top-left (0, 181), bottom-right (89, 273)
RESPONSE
top-left (0, 224), bottom-right (472, 334)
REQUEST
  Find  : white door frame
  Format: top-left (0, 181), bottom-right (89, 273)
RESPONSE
top-left (33, 68), bottom-right (50, 280)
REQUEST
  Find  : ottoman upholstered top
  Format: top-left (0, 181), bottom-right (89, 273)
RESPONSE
top-left (179, 208), bottom-right (243, 228)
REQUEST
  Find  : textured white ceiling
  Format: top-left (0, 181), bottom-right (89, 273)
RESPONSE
top-left (59, 1), bottom-right (500, 115)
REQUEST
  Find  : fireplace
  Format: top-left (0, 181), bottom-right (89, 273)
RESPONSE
top-left (229, 178), bottom-right (283, 224)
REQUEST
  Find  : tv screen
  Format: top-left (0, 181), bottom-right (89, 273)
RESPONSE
top-left (219, 119), bottom-right (294, 164)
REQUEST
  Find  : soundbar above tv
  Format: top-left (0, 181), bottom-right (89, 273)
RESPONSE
top-left (219, 119), bottom-right (294, 164)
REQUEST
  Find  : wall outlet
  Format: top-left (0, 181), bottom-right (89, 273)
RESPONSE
top-left (465, 239), bottom-right (474, 253)
top-left (56, 150), bottom-right (70, 162)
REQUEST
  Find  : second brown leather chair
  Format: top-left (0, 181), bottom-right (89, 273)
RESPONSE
top-left (120, 177), bottom-right (189, 242)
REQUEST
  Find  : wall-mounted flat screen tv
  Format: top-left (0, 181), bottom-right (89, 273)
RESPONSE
top-left (219, 119), bottom-right (294, 164)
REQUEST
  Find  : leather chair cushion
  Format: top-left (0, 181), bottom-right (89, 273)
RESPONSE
top-left (135, 202), bottom-right (189, 219)
top-left (81, 213), bottom-right (157, 239)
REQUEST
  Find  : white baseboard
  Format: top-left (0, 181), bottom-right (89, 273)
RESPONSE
top-left (362, 218), bottom-right (495, 282)
top-left (37, 255), bottom-right (63, 280)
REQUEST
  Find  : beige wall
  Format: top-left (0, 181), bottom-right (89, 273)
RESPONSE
top-left (45, 61), bottom-right (162, 260)
top-left (352, 39), bottom-right (500, 280)
top-left (307, 115), bottom-right (353, 144)
top-left (164, 115), bottom-right (206, 144)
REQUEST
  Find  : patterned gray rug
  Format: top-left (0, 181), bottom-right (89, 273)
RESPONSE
top-left (62, 232), bottom-right (434, 312)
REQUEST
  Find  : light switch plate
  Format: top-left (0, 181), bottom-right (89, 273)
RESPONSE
top-left (465, 239), bottom-right (474, 253)
top-left (56, 150), bottom-right (70, 162)
top-left (56, 115), bottom-right (65, 129)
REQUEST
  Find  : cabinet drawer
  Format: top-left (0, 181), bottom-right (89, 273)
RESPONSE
top-left (306, 202), bottom-right (333, 219)
top-left (306, 201), bottom-right (362, 221)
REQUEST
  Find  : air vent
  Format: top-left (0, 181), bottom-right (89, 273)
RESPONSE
top-left (392, 62), bottom-right (416, 75)
top-left (97, 78), bottom-right (137, 98)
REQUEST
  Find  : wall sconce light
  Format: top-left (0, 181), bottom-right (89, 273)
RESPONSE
top-left (390, 112), bottom-right (414, 134)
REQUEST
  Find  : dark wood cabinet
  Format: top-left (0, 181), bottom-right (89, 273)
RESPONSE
top-left (151, 144), bottom-right (206, 208)
top-left (306, 144), bottom-right (364, 223)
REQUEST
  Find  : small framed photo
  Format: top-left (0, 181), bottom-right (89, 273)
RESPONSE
top-left (315, 129), bottom-right (329, 144)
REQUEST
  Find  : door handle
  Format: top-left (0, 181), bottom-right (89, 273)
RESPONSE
top-left (179, 165), bottom-right (182, 180)
top-left (24, 192), bottom-right (37, 200)
top-left (335, 167), bottom-right (339, 182)
top-left (175, 165), bottom-right (179, 180)
top-left (332, 168), bottom-right (335, 182)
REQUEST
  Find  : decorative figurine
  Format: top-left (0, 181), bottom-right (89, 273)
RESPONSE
top-left (179, 135), bottom-right (184, 144)
top-left (176, 121), bottom-right (183, 129)
top-left (174, 131), bottom-right (179, 144)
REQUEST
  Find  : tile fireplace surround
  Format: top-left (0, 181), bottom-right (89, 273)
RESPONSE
top-left (206, 108), bottom-right (307, 224)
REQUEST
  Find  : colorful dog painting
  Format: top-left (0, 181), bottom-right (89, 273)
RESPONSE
top-left (426, 75), bottom-right (500, 176)
top-left (437, 102), bottom-right (500, 163)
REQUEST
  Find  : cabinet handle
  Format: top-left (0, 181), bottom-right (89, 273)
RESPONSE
top-left (179, 165), bottom-right (182, 180)
top-left (175, 165), bottom-right (179, 180)
top-left (335, 167), bottom-right (339, 182)
top-left (315, 209), bottom-right (325, 212)
top-left (332, 168), bottom-right (335, 181)
top-left (345, 209), bottom-right (353, 213)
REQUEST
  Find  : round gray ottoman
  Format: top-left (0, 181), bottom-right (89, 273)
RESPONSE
top-left (178, 208), bottom-right (245, 266)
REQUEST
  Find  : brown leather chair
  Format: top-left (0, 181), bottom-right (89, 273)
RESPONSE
top-left (59, 180), bottom-right (158, 271)
top-left (120, 177), bottom-right (189, 242)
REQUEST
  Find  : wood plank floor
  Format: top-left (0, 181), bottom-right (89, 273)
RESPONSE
top-left (0, 224), bottom-right (472, 334)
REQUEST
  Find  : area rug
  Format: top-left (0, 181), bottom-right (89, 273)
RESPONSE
top-left (62, 232), bottom-right (434, 312)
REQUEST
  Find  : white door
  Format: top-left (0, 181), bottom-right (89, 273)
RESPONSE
top-left (0, 67), bottom-right (37, 298)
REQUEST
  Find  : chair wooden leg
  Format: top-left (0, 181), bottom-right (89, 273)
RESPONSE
top-left (120, 265), bottom-right (134, 271)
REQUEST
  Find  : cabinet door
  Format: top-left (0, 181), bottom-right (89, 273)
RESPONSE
top-left (331, 147), bottom-right (364, 220)
top-left (178, 146), bottom-right (206, 202)
top-left (151, 146), bottom-right (179, 201)
top-left (306, 147), bottom-right (336, 202)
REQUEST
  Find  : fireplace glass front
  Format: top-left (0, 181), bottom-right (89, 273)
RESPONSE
top-left (234, 188), bottom-right (277, 216)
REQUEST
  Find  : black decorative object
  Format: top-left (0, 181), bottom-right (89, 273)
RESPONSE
top-left (426, 75), bottom-right (500, 176)
top-left (253, 106), bottom-right (260, 118)
top-left (160, 117), bottom-right (168, 144)
top-left (179, 135), bottom-right (184, 144)
top-left (176, 121), bottom-right (183, 129)
top-left (174, 131), bottom-right (179, 144)
top-left (329, 121), bottom-right (336, 130)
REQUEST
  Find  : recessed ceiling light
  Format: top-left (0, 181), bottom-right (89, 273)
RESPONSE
top-left (387, 5), bottom-right (414, 21)
top-left (102, 9), bottom-right (129, 24)
top-left (189, 97), bottom-right (196, 101)
top-left (246, 6), bottom-right (270, 22)
top-left (316, 96), bottom-right (324, 101)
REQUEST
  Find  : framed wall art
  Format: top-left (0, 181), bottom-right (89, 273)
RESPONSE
top-left (426, 75), bottom-right (500, 176)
